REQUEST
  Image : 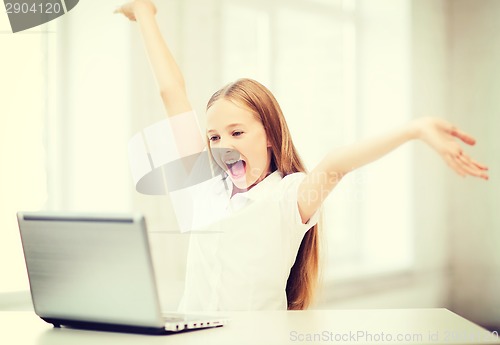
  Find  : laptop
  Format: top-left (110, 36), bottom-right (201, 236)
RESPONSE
top-left (16, 211), bottom-right (228, 335)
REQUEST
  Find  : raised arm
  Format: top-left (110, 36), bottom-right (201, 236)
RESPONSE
top-left (297, 117), bottom-right (489, 223)
top-left (115, 0), bottom-right (191, 116)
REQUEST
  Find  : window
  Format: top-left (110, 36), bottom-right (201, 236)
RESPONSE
top-left (0, 21), bottom-right (50, 292)
top-left (0, 4), bottom-right (134, 293)
top-left (221, 0), bottom-right (413, 280)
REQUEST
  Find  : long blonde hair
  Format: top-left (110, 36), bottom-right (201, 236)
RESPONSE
top-left (206, 78), bottom-right (320, 310)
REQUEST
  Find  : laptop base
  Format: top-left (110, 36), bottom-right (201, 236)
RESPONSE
top-left (43, 317), bottom-right (170, 335)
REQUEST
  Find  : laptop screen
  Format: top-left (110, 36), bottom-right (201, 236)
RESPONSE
top-left (17, 212), bottom-right (164, 328)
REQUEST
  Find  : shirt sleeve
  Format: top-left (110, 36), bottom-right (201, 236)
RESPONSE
top-left (280, 173), bottom-right (321, 247)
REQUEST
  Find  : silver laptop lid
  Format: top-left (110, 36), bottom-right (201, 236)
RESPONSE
top-left (17, 212), bottom-right (165, 329)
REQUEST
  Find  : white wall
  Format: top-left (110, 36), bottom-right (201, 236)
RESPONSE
top-left (447, 0), bottom-right (500, 328)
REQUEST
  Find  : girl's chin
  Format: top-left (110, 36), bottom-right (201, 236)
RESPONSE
top-left (229, 178), bottom-right (251, 191)
top-left (228, 175), bottom-right (257, 191)
top-left (229, 173), bottom-right (269, 192)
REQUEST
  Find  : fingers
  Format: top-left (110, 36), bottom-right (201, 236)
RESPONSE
top-left (444, 123), bottom-right (489, 180)
top-left (432, 120), bottom-right (488, 180)
top-left (448, 152), bottom-right (489, 180)
top-left (114, 5), bottom-right (136, 21)
top-left (470, 158), bottom-right (489, 171)
top-left (449, 126), bottom-right (476, 146)
top-left (445, 154), bottom-right (469, 178)
top-left (114, 6), bottom-right (125, 15)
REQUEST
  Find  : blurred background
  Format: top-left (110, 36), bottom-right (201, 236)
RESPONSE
top-left (1, 0), bottom-right (498, 332)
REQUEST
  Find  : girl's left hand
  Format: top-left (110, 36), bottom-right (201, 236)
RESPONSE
top-left (114, 0), bottom-right (156, 21)
top-left (413, 117), bottom-right (489, 180)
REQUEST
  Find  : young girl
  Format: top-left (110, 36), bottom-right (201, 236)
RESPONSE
top-left (116, 0), bottom-right (489, 312)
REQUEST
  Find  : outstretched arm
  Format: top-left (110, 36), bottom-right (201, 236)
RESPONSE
top-left (298, 117), bottom-right (489, 223)
top-left (115, 0), bottom-right (191, 116)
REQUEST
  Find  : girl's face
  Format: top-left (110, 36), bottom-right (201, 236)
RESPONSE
top-left (206, 99), bottom-right (272, 191)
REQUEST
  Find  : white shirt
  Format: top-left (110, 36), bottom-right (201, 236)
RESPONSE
top-left (128, 111), bottom-right (319, 312)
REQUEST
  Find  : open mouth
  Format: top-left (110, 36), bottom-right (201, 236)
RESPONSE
top-left (225, 159), bottom-right (246, 178)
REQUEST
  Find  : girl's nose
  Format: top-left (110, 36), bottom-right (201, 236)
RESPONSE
top-left (212, 137), bottom-right (237, 165)
top-left (219, 136), bottom-right (234, 151)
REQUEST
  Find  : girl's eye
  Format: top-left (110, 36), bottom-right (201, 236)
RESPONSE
top-left (209, 135), bottom-right (220, 142)
top-left (232, 131), bottom-right (243, 137)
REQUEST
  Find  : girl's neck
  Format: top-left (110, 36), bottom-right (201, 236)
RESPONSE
top-left (230, 169), bottom-right (274, 198)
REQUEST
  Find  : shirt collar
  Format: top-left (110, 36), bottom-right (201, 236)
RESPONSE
top-left (229, 170), bottom-right (283, 202)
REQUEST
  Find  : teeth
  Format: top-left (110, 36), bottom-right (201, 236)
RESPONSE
top-left (225, 159), bottom-right (238, 165)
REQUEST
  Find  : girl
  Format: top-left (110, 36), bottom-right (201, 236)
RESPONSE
top-left (116, 0), bottom-right (489, 312)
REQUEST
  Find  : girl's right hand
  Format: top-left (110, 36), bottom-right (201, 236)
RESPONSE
top-left (413, 117), bottom-right (489, 180)
top-left (114, 0), bottom-right (156, 21)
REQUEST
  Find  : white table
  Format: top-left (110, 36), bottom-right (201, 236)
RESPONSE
top-left (1, 309), bottom-right (499, 345)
